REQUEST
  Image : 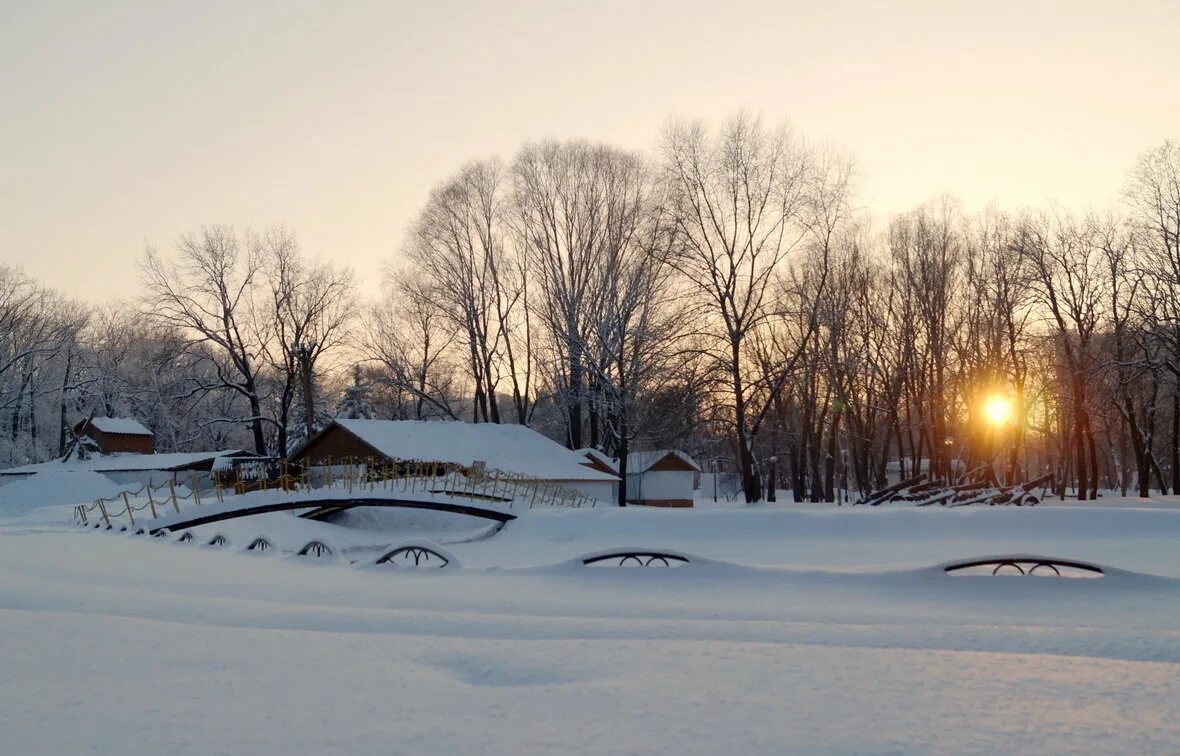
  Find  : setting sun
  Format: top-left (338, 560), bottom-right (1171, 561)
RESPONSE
top-left (983, 395), bottom-right (1014, 427)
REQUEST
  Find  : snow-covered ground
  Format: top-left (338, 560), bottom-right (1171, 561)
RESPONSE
top-left (2, 489), bottom-right (1179, 754)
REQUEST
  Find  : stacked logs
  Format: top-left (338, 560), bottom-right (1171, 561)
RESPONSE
top-left (854, 472), bottom-right (1053, 507)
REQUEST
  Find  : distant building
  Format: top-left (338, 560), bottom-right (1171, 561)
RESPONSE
top-left (290, 419), bottom-right (620, 502)
top-left (624, 450), bottom-right (701, 508)
top-left (0, 449), bottom-right (259, 487)
top-left (575, 448), bottom-right (618, 474)
top-left (73, 416), bottom-right (155, 455)
top-left (575, 448), bottom-right (620, 502)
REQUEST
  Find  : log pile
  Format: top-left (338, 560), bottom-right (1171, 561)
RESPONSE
top-left (854, 472), bottom-right (1053, 507)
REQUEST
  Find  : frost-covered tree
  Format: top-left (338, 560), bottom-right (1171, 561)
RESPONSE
top-left (335, 366), bottom-right (376, 420)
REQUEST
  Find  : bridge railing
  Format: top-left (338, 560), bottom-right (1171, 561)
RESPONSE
top-left (75, 457), bottom-right (601, 528)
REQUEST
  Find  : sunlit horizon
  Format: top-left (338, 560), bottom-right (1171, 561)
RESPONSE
top-left (3, 0), bottom-right (1177, 302)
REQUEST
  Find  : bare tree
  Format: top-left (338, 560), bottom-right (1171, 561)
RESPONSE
top-left (141, 225), bottom-right (270, 454)
top-left (1016, 212), bottom-right (1105, 499)
top-left (0, 266), bottom-right (89, 463)
top-left (407, 159), bottom-right (533, 424)
top-left (1126, 141), bottom-right (1180, 491)
top-left (660, 113), bottom-right (823, 501)
top-left (511, 140), bottom-right (648, 448)
top-left (360, 272), bottom-right (460, 421)
top-left (888, 197), bottom-right (965, 484)
top-left (255, 227), bottom-right (356, 455)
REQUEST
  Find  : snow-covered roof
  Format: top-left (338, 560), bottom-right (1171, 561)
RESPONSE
top-left (0, 450), bottom-right (251, 476)
top-left (575, 448), bottom-right (619, 472)
top-left (627, 450), bottom-right (701, 473)
top-left (325, 420), bottom-right (619, 482)
top-left (84, 417), bottom-right (153, 436)
top-left (0, 471), bottom-right (134, 516)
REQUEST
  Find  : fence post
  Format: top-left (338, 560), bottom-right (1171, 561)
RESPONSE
top-left (191, 475), bottom-right (201, 507)
top-left (122, 492), bottom-right (135, 526)
top-left (169, 480), bottom-right (180, 513)
top-left (99, 500), bottom-right (111, 528)
top-left (146, 484), bottom-right (157, 519)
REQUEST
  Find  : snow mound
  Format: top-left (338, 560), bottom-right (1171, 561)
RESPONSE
top-left (0, 471), bottom-right (131, 517)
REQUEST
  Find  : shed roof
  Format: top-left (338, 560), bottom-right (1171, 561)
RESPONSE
top-left (311, 420), bottom-right (618, 482)
top-left (626, 450), bottom-right (701, 473)
top-left (575, 447), bottom-right (619, 473)
top-left (0, 450), bottom-right (252, 476)
top-left (83, 417), bottom-right (153, 436)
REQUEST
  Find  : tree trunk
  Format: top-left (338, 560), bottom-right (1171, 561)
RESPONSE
top-left (247, 389), bottom-right (267, 456)
top-left (1084, 412), bottom-right (1099, 499)
top-left (57, 343), bottom-right (73, 457)
top-left (616, 425), bottom-right (629, 508)
top-left (1172, 391), bottom-right (1180, 495)
top-left (567, 357), bottom-right (583, 449)
top-left (1072, 375), bottom-right (1088, 501)
top-left (824, 409), bottom-right (840, 502)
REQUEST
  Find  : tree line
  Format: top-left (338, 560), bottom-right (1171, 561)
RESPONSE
top-left (2, 114), bottom-right (1178, 505)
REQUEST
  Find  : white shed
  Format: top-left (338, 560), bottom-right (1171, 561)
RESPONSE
top-left (624, 450), bottom-right (701, 507)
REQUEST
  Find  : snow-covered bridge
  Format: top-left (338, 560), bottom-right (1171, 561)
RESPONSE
top-left (75, 466), bottom-right (603, 534)
top-left (143, 488), bottom-right (518, 534)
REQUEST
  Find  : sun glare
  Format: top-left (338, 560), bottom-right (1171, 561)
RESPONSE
top-left (983, 395), bottom-right (1013, 427)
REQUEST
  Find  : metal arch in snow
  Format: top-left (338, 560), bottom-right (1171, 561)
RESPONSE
top-left (245, 536), bottom-right (274, 552)
top-left (297, 540), bottom-right (333, 558)
top-left (375, 545), bottom-right (451, 568)
top-left (146, 496), bottom-right (516, 536)
top-left (942, 556), bottom-right (1104, 577)
top-left (582, 551), bottom-right (691, 567)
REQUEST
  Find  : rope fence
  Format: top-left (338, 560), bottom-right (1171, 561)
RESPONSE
top-left (74, 456), bottom-right (600, 528)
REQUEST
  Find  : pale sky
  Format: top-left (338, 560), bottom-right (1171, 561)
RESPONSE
top-left (2, 0), bottom-right (1177, 301)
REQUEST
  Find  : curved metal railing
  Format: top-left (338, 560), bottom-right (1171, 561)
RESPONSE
top-left (75, 456), bottom-right (602, 529)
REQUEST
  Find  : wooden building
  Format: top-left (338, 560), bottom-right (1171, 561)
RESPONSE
top-left (73, 416), bottom-right (155, 455)
top-left (290, 419), bottom-right (620, 502)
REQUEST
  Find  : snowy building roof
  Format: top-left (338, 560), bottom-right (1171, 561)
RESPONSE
top-left (0, 450), bottom-right (252, 476)
top-left (310, 420), bottom-right (619, 482)
top-left (0, 471), bottom-right (134, 516)
top-left (575, 448), bottom-right (619, 473)
top-left (626, 450), bottom-right (701, 474)
top-left (83, 417), bottom-right (153, 436)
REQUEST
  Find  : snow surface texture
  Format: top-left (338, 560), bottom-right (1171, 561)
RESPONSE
top-left (2, 489), bottom-right (1179, 754)
top-left (330, 419), bottom-right (618, 482)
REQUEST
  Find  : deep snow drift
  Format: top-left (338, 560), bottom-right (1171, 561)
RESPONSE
top-left (2, 490), bottom-right (1179, 754)
top-left (0, 470), bottom-right (132, 516)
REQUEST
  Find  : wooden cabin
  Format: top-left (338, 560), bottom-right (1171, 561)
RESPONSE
top-left (74, 416), bottom-right (155, 455)
top-left (290, 419), bottom-right (620, 502)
